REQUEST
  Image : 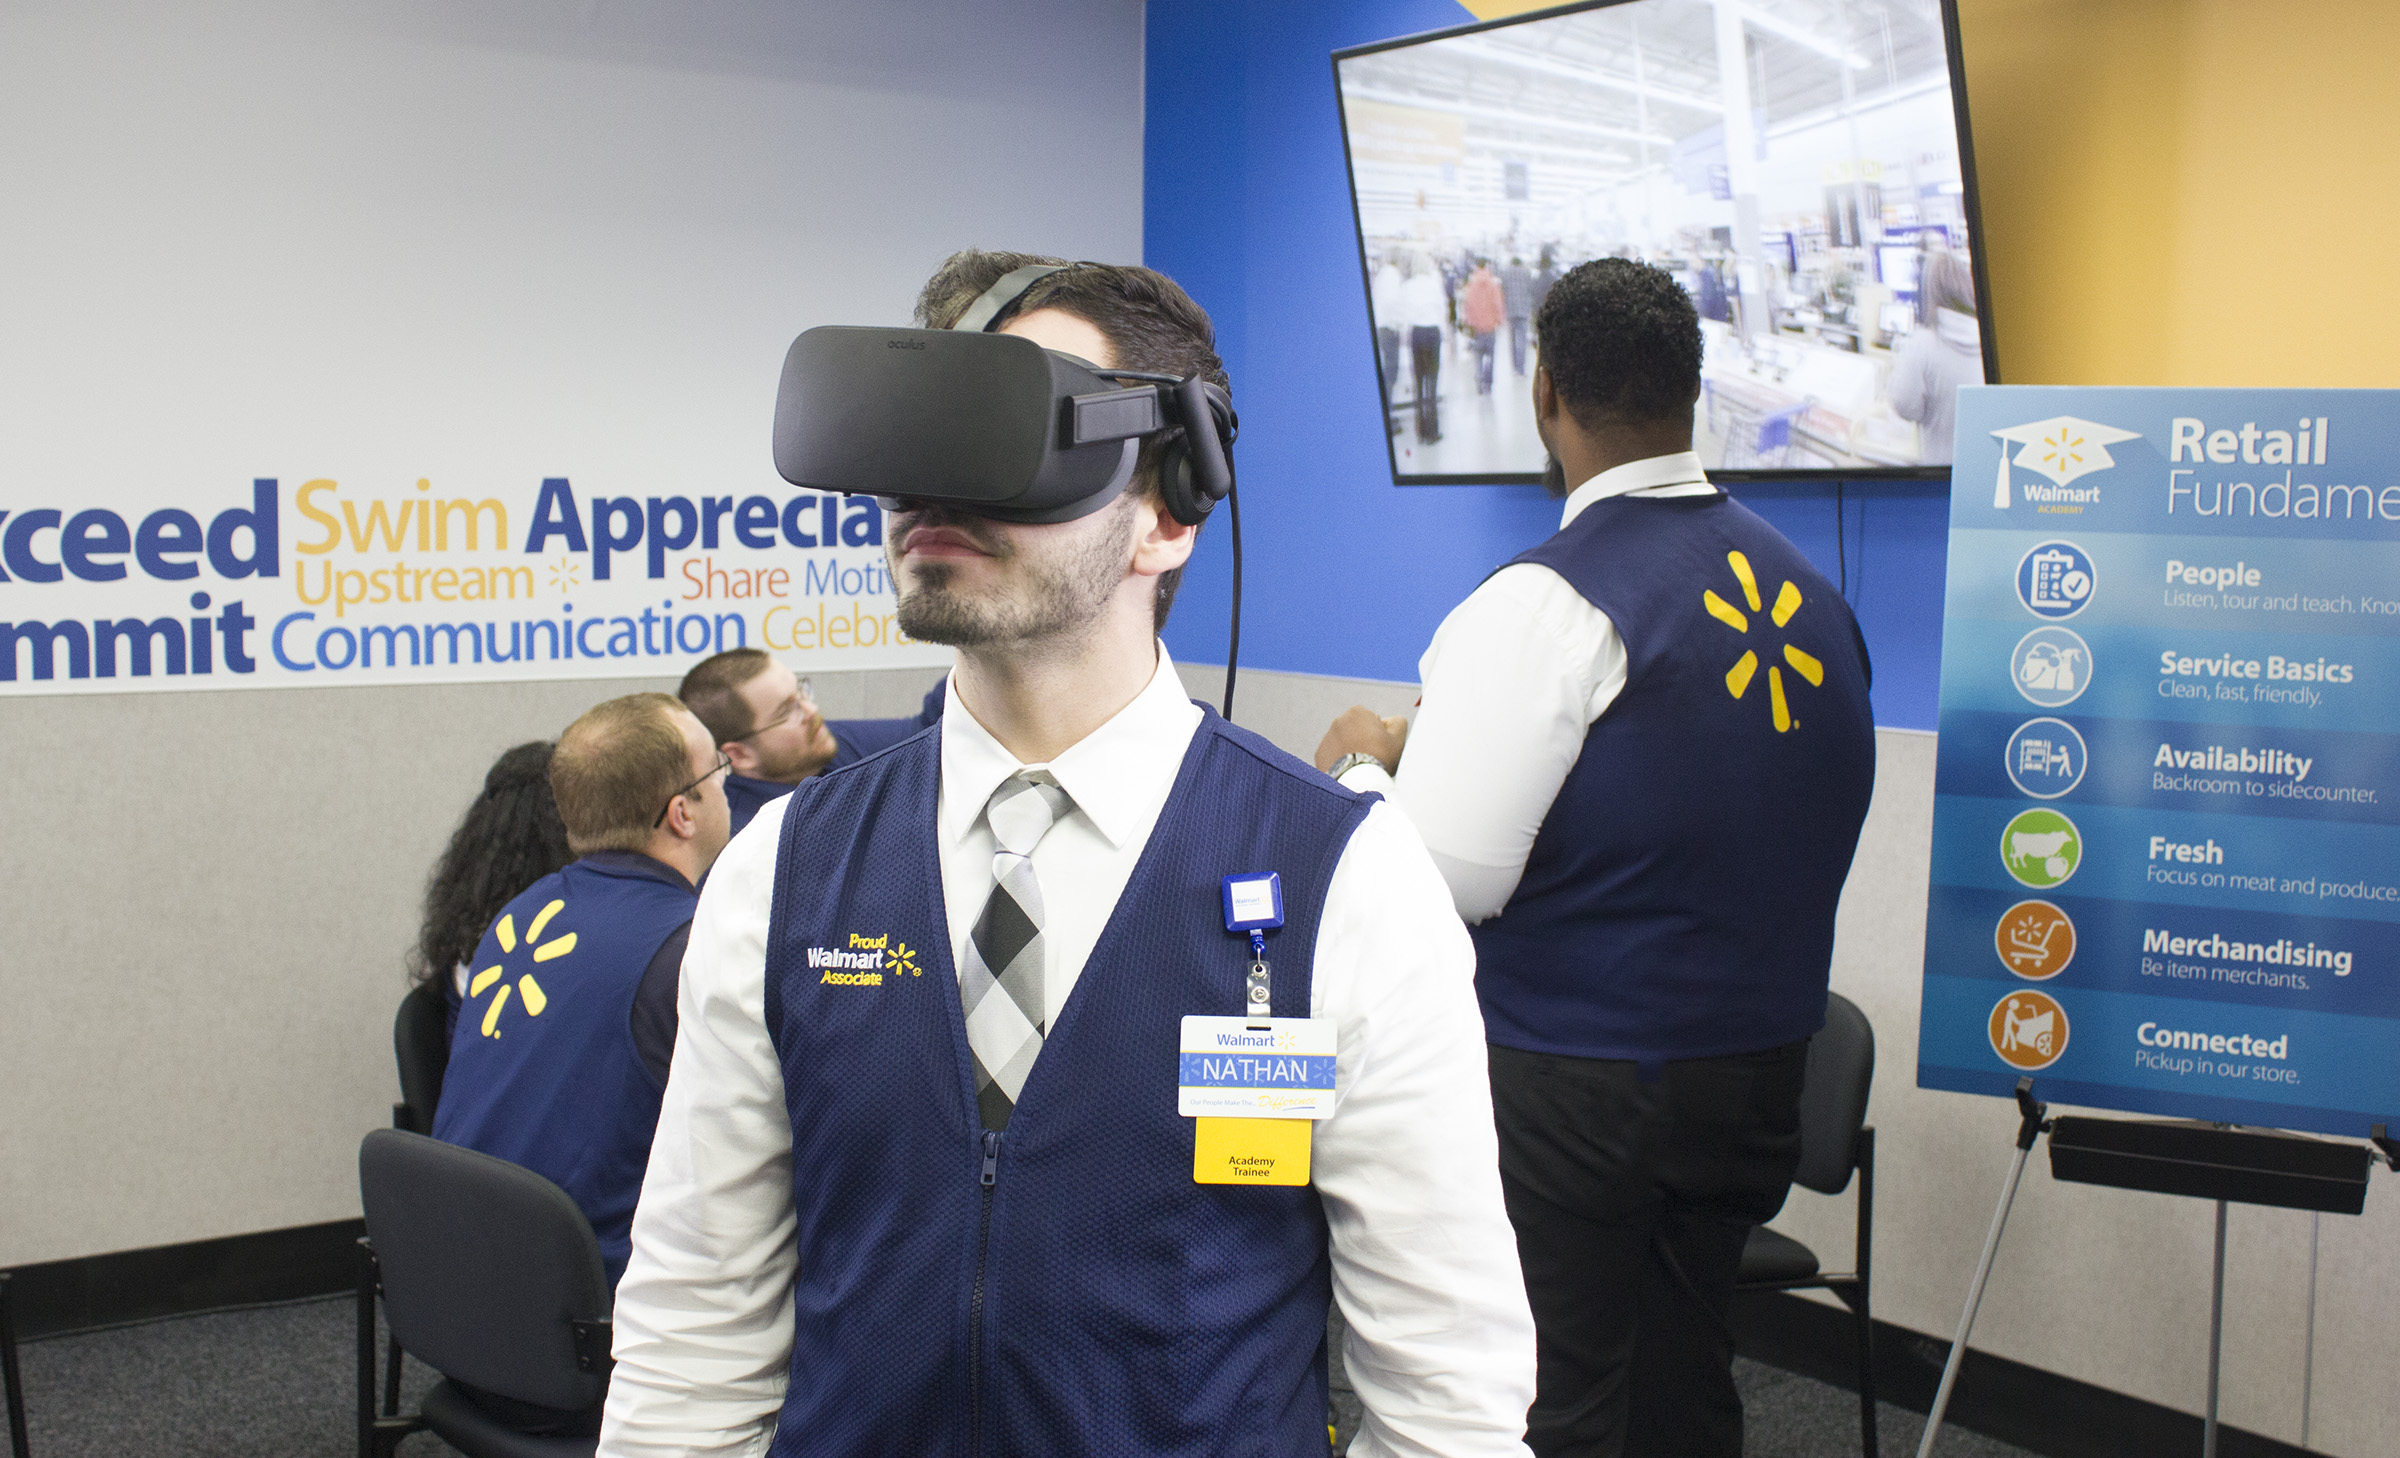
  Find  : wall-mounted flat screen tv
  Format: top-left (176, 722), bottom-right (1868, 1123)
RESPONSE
top-left (1334, 0), bottom-right (1995, 484)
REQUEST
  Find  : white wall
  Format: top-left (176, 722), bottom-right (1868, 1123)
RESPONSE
top-left (0, 0), bottom-right (1142, 1266)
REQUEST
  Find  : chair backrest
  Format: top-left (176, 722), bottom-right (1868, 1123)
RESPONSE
top-left (394, 983), bottom-right (451, 1135)
top-left (1792, 991), bottom-right (1876, 1196)
top-left (359, 1129), bottom-right (611, 1412)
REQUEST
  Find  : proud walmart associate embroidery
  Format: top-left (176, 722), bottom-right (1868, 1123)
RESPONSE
top-left (808, 933), bottom-right (925, 986)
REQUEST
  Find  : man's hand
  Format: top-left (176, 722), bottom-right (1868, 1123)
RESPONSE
top-left (1315, 707), bottom-right (1409, 774)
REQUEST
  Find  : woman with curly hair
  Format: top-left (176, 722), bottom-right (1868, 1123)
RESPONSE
top-left (410, 740), bottom-right (574, 1038)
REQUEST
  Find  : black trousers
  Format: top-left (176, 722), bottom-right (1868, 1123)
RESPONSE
top-left (1408, 325), bottom-right (1443, 441)
top-left (1489, 1040), bottom-right (1807, 1458)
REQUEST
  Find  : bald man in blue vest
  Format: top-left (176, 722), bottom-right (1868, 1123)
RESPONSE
top-left (1320, 259), bottom-right (1878, 1458)
top-left (437, 692), bottom-right (734, 1290)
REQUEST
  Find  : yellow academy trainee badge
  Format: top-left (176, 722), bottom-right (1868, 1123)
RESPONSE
top-left (1180, 1013), bottom-right (1335, 1186)
top-left (1193, 1115), bottom-right (1312, 1185)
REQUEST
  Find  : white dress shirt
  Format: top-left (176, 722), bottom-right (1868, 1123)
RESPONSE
top-left (601, 646), bottom-right (1537, 1458)
top-left (1340, 453), bottom-right (1718, 923)
top-left (1372, 264), bottom-right (1407, 335)
top-left (1401, 272), bottom-right (1450, 332)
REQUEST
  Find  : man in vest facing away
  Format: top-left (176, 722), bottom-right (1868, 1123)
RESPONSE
top-left (436, 691), bottom-right (734, 1290)
top-left (1316, 259), bottom-right (1877, 1457)
top-left (599, 251), bottom-right (1536, 1458)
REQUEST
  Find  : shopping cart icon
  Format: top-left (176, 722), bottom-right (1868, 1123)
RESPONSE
top-left (1994, 900), bottom-right (2075, 979)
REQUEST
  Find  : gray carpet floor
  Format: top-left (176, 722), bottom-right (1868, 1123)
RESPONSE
top-left (7, 1294), bottom-right (2042, 1457)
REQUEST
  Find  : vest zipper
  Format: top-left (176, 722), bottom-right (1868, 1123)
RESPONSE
top-left (969, 1128), bottom-right (1000, 1456)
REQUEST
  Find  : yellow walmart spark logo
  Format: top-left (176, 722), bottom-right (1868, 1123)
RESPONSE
top-left (468, 899), bottom-right (576, 1037)
top-left (1702, 550), bottom-right (1824, 733)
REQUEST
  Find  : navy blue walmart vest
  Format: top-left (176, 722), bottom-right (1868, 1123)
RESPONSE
top-left (433, 856), bottom-right (696, 1284)
top-left (759, 710), bottom-right (1371, 1457)
top-left (1470, 493), bottom-right (1876, 1063)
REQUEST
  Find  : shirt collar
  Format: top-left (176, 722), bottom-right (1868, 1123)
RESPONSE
top-left (938, 644), bottom-right (1202, 852)
top-left (1559, 450), bottom-right (1715, 528)
top-left (577, 849), bottom-right (697, 894)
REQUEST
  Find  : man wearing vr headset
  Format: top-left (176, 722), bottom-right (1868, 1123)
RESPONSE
top-left (1318, 259), bottom-right (1877, 1458)
top-left (598, 252), bottom-right (1535, 1458)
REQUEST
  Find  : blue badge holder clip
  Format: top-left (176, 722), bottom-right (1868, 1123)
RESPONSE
top-left (1221, 873), bottom-right (1284, 1029)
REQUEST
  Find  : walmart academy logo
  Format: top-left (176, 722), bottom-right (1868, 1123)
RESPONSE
top-left (467, 899), bottom-right (577, 1038)
top-left (1989, 416), bottom-right (2141, 511)
top-left (1703, 549), bottom-right (1825, 734)
top-left (809, 932), bottom-right (925, 986)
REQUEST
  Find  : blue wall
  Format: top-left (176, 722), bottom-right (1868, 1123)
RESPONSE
top-left (1144, 0), bottom-right (1951, 730)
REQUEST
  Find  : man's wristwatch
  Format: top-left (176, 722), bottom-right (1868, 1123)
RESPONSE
top-left (1327, 752), bottom-right (1389, 781)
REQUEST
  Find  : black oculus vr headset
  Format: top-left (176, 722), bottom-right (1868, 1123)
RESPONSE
top-left (771, 263), bottom-right (1237, 527)
top-left (769, 262), bottom-right (1247, 713)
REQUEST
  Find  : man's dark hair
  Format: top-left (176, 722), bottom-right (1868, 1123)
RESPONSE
top-left (410, 741), bottom-right (572, 988)
top-left (1533, 257), bottom-right (1703, 429)
top-left (679, 646), bottom-right (773, 747)
top-left (913, 249), bottom-right (1229, 631)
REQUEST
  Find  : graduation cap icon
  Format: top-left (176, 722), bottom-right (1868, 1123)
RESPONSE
top-left (1990, 417), bottom-right (2142, 508)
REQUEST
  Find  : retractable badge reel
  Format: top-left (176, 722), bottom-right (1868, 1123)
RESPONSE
top-left (1179, 874), bottom-right (1336, 1188)
top-left (1223, 873), bottom-right (1283, 1028)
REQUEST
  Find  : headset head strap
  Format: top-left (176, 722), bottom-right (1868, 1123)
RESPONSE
top-left (951, 263), bottom-right (1073, 334)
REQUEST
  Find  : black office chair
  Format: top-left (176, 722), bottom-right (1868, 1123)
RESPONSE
top-left (1, 1270), bottom-right (29, 1458)
top-left (1737, 990), bottom-right (1877, 1458)
top-left (393, 981), bottom-right (452, 1136)
top-left (357, 1129), bottom-right (613, 1458)
top-left (372, 982), bottom-right (457, 1419)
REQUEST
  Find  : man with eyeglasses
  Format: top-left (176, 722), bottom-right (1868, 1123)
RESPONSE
top-left (678, 647), bottom-right (939, 837)
top-left (435, 692), bottom-right (733, 1314)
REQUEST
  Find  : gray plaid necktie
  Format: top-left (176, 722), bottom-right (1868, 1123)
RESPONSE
top-left (962, 770), bottom-right (1075, 1130)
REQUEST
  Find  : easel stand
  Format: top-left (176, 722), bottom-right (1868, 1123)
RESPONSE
top-left (1916, 1081), bottom-right (2048, 1458)
top-left (1915, 1080), bottom-right (2392, 1458)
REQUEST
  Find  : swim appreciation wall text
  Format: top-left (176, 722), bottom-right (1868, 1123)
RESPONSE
top-left (0, 474), bottom-right (946, 695)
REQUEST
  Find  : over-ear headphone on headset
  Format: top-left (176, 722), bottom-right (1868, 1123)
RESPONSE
top-left (953, 262), bottom-right (1238, 528)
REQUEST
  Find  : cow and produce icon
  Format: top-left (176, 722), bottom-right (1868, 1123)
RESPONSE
top-left (2001, 808), bottom-right (2082, 888)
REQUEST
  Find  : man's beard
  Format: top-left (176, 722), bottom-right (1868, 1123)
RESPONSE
top-left (751, 727), bottom-right (831, 783)
top-left (892, 498), bottom-right (1135, 649)
top-left (1541, 452), bottom-right (1568, 499)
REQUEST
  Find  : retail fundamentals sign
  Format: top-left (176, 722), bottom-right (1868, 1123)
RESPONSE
top-left (0, 475), bottom-right (943, 696)
top-left (1920, 385), bottom-right (2400, 1137)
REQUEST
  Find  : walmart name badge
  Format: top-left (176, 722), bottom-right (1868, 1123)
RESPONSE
top-left (1177, 1016), bottom-right (1337, 1120)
